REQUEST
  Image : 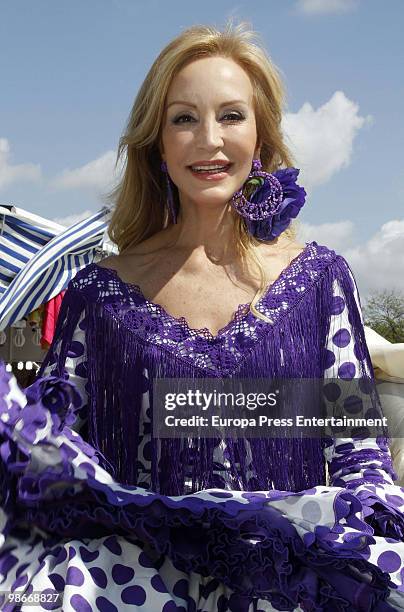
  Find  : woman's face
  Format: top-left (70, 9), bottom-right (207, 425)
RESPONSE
top-left (160, 56), bottom-right (260, 213)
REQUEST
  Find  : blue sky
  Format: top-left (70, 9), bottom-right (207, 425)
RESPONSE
top-left (0, 0), bottom-right (403, 298)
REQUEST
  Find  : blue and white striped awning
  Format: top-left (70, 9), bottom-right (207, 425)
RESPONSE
top-left (0, 205), bottom-right (65, 295)
top-left (0, 205), bottom-right (116, 330)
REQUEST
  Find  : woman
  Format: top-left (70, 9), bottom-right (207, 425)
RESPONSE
top-left (1, 21), bottom-right (404, 612)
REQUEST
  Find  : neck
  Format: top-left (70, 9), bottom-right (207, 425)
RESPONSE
top-left (167, 201), bottom-right (241, 263)
top-left (165, 206), bottom-right (290, 268)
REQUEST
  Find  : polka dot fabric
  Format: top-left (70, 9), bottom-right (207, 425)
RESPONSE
top-left (322, 273), bottom-right (396, 490)
top-left (1, 241), bottom-right (404, 611)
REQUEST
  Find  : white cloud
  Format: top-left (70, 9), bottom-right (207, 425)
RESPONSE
top-left (295, 0), bottom-right (359, 14)
top-left (343, 220), bottom-right (404, 298)
top-left (282, 91), bottom-right (372, 192)
top-left (51, 210), bottom-right (95, 227)
top-left (297, 219), bottom-right (404, 299)
top-left (296, 219), bottom-right (356, 252)
top-left (49, 150), bottom-right (124, 194)
top-left (0, 138), bottom-right (42, 190)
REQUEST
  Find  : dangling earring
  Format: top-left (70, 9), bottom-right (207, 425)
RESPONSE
top-left (160, 160), bottom-right (177, 224)
top-left (229, 158), bottom-right (307, 241)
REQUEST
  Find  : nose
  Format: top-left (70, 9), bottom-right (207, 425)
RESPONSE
top-left (195, 116), bottom-right (224, 149)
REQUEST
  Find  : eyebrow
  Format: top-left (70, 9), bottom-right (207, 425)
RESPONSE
top-left (166, 99), bottom-right (248, 109)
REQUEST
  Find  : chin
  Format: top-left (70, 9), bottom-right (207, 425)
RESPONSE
top-left (193, 190), bottom-right (235, 205)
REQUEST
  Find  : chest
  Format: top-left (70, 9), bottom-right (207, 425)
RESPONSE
top-left (88, 242), bottom-right (328, 376)
top-left (146, 277), bottom-right (254, 337)
top-left (120, 255), bottom-right (294, 338)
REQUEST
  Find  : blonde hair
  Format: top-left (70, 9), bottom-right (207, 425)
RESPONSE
top-left (103, 19), bottom-right (299, 321)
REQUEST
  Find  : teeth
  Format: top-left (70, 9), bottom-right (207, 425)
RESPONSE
top-left (191, 165), bottom-right (229, 171)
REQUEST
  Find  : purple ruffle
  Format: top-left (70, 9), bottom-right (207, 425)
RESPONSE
top-left (21, 497), bottom-right (394, 611)
top-left (354, 487), bottom-right (404, 541)
top-left (0, 363), bottom-right (400, 611)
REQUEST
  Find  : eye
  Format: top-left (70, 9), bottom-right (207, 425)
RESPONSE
top-left (173, 114), bottom-right (195, 124)
top-left (172, 112), bottom-right (245, 124)
top-left (223, 112), bottom-right (245, 122)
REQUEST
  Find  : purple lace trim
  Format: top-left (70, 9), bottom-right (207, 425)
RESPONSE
top-left (91, 240), bottom-right (319, 340)
top-left (74, 241), bottom-right (338, 376)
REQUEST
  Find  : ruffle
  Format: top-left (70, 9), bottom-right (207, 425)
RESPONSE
top-left (353, 484), bottom-right (404, 540)
top-left (1, 364), bottom-right (403, 611)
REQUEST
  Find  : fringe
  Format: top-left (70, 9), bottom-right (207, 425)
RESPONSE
top-left (34, 252), bottom-right (385, 496)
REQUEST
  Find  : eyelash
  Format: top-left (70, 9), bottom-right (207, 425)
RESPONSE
top-left (173, 112), bottom-right (245, 124)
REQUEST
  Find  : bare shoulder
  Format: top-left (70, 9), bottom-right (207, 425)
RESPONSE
top-left (96, 229), bottom-right (167, 268)
top-left (95, 252), bottom-right (151, 288)
top-left (95, 252), bottom-right (144, 278)
top-left (259, 238), bottom-right (306, 260)
top-left (289, 240), bottom-right (306, 255)
top-left (95, 230), bottom-right (171, 284)
top-left (95, 254), bottom-right (120, 270)
top-left (288, 241), bottom-right (306, 258)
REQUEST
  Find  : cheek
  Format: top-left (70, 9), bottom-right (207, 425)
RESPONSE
top-left (227, 124), bottom-right (258, 155)
top-left (244, 122), bottom-right (259, 149)
top-left (171, 141), bottom-right (194, 166)
top-left (161, 129), bottom-right (177, 157)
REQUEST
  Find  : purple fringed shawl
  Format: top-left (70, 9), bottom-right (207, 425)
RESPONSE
top-left (36, 241), bottom-right (380, 495)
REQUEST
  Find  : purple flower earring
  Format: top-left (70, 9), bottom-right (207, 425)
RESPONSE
top-left (160, 160), bottom-right (177, 224)
top-left (230, 158), bottom-right (307, 241)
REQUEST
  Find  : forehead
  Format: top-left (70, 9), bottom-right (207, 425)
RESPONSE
top-left (166, 56), bottom-right (254, 103)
